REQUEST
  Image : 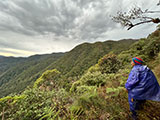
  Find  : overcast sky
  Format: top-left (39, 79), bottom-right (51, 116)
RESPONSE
top-left (0, 0), bottom-right (159, 57)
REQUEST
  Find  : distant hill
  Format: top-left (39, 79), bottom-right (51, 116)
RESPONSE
top-left (0, 39), bottom-right (137, 97)
top-left (0, 55), bottom-right (4, 58)
top-left (0, 53), bottom-right (64, 97)
top-left (0, 56), bottom-right (26, 77)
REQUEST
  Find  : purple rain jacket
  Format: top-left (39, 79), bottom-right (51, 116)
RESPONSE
top-left (125, 65), bottom-right (160, 101)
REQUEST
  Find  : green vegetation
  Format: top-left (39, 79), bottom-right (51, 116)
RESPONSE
top-left (1, 29), bottom-right (160, 119)
top-left (34, 69), bottom-right (60, 89)
top-left (98, 54), bottom-right (121, 74)
top-left (0, 39), bottom-right (136, 97)
top-left (0, 53), bottom-right (64, 97)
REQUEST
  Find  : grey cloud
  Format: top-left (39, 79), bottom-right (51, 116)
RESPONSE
top-left (0, 0), bottom-right (116, 40)
top-left (0, 0), bottom-right (159, 57)
top-left (72, 0), bottom-right (117, 40)
top-left (0, 0), bottom-right (81, 36)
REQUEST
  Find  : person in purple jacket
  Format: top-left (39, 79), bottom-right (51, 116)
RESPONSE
top-left (125, 57), bottom-right (160, 120)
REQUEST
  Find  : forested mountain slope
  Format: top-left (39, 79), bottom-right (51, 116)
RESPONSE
top-left (46, 39), bottom-right (137, 77)
top-left (0, 53), bottom-right (64, 97)
top-left (0, 29), bottom-right (160, 119)
top-left (0, 39), bottom-right (136, 97)
top-left (0, 56), bottom-right (25, 76)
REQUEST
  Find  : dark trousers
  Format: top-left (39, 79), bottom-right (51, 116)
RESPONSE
top-left (130, 99), bottom-right (146, 116)
top-left (128, 95), bottom-right (146, 119)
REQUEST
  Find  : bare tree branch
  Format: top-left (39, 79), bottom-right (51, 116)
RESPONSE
top-left (145, 10), bottom-right (160, 13)
top-left (111, 4), bottom-right (160, 30)
top-left (127, 18), bottom-right (160, 30)
top-left (127, 20), bottom-right (153, 30)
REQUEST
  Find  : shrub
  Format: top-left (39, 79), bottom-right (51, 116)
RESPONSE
top-left (34, 69), bottom-right (60, 89)
top-left (98, 54), bottom-right (121, 74)
top-left (79, 72), bottom-right (106, 86)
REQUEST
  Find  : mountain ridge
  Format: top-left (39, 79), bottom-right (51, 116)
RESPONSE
top-left (0, 39), bottom-right (137, 97)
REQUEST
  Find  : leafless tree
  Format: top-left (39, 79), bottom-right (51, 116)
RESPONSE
top-left (112, 2), bottom-right (160, 30)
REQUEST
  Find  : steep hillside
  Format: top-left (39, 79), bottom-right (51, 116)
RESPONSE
top-left (46, 39), bottom-right (137, 77)
top-left (0, 39), bottom-right (136, 97)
